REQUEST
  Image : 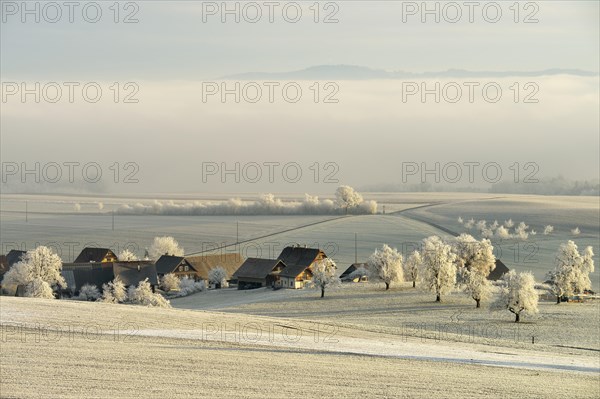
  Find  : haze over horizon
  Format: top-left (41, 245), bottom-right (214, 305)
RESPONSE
top-left (1, 1), bottom-right (598, 194)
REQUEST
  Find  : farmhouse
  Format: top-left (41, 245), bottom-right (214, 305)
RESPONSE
top-left (232, 258), bottom-right (287, 289)
top-left (186, 253), bottom-right (244, 282)
top-left (340, 262), bottom-right (370, 282)
top-left (74, 247), bottom-right (118, 263)
top-left (277, 246), bottom-right (327, 289)
top-left (155, 255), bottom-right (198, 280)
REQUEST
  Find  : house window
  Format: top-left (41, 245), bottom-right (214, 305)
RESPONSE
top-left (179, 266), bottom-right (184, 272)
top-left (184, 266), bottom-right (189, 271)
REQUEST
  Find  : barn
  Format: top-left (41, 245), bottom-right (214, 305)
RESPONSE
top-left (339, 262), bottom-right (370, 282)
top-left (232, 258), bottom-right (287, 289)
top-left (61, 261), bottom-right (158, 295)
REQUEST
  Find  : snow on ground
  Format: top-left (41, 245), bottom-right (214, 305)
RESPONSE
top-left (1, 297), bottom-right (599, 398)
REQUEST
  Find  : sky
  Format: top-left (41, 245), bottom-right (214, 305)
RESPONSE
top-left (1, 1), bottom-right (599, 194)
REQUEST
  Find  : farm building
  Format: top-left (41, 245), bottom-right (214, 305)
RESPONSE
top-left (61, 261), bottom-right (158, 295)
top-left (113, 262), bottom-right (159, 289)
top-left (277, 246), bottom-right (327, 289)
top-left (0, 250), bottom-right (26, 281)
top-left (185, 253), bottom-right (244, 282)
top-left (155, 255), bottom-right (198, 280)
top-left (340, 263), bottom-right (370, 282)
top-left (232, 258), bottom-right (287, 289)
top-left (74, 247), bottom-right (118, 263)
top-left (488, 259), bottom-right (510, 281)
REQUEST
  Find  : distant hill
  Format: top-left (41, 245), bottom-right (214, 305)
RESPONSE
top-left (221, 65), bottom-right (598, 80)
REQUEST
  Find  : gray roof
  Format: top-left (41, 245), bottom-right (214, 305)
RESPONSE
top-left (61, 261), bottom-right (158, 290)
top-left (232, 258), bottom-right (286, 280)
top-left (155, 255), bottom-right (196, 275)
top-left (488, 259), bottom-right (510, 281)
top-left (113, 262), bottom-right (158, 286)
top-left (340, 263), bottom-right (369, 279)
top-left (61, 263), bottom-right (115, 291)
top-left (277, 247), bottom-right (326, 278)
top-left (6, 250), bottom-right (26, 266)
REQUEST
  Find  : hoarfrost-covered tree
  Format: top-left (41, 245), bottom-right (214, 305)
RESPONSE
top-left (543, 225), bottom-right (554, 235)
top-left (494, 270), bottom-right (538, 322)
top-left (25, 278), bottom-right (55, 299)
top-left (1, 246), bottom-right (66, 297)
top-left (77, 284), bottom-right (100, 301)
top-left (547, 241), bottom-right (595, 303)
top-left (100, 278), bottom-right (127, 303)
top-left (421, 236), bottom-right (457, 302)
top-left (160, 273), bottom-right (180, 292)
top-left (311, 258), bottom-right (339, 298)
top-left (335, 185), bottom-right (363, 214)
top-left (571, 227), bottom-right (581, 236)
top-left (208, 266), bottom-right (227, 288)
top-left (118, 249), bottom-right (139, 262)
top-left (367, 244), bottom-right (403, 290)
top-left (148, 236), bottom-right (184, 260)
top-left (453, 235), bottom-right (496, 307)
top-left (403, 250), bottom-right (422, 288)
top-left (128, 279), bottom-right (171, 308)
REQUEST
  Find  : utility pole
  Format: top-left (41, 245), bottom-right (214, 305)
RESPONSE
top-left (25, 201), bottom-right (28, 222)
top-left (355, 232), bottom-right (358, 264)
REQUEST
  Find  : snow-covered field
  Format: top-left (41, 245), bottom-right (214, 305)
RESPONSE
top-left (1, 192), bottom-right (598, 288)
top-left (1, 192), bottom-right (599, 398)
top-left (1, 296), bottom-right (599, 399)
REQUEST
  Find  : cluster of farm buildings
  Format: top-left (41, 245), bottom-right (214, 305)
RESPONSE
top-left (0, 245), bottom-right (510, 296)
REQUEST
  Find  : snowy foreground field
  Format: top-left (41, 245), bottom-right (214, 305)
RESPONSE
top-left (2, 285), bottom-right (599, 399)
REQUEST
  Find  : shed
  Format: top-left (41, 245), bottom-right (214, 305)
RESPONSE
top-left (232, 258), bottom-right (287, 289)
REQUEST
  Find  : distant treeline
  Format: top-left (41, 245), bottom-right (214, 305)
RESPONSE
top-left (362, 177), bottom-right (600, 196)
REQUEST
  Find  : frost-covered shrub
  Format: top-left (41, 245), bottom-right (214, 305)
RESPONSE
top-left (167, 277), bottom-right (205, 298)
top-left (100, 278), bottom-right (127, 303)
top-left (77, 284), bottom-right (100, 301)
top-left (160, 273), bottom-right (180, 292)
top-left (128, 279), bottom-right (171, 308)
top-left (25, 278), bottom-right (55, 299)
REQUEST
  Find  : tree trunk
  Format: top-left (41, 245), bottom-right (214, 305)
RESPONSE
top-left (515, 313), bottom-right (520, 323)
top-left (385, 282), bottom-right (390, 290)
top-left (412, 280), bottom-right (416, 288)
top-left (475, 299), bottom-right (481, 308)
top-left (321, 288), bottom-right (325, 298)
top-left (436, 294), bottom-right (441, 302)
top-left (556, 296), bottom-right (561, 304)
